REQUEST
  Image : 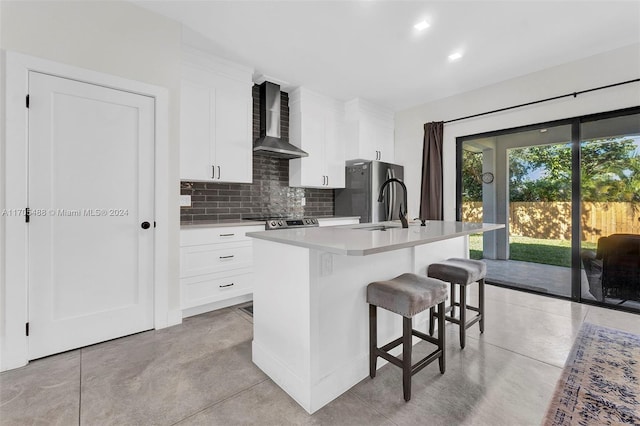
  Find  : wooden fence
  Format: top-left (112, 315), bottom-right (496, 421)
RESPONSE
top-left (462, 201), bottom-right (640, 243)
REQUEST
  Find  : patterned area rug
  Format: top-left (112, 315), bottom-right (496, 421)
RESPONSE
top-left (542, 322), bottom-right (640, 425)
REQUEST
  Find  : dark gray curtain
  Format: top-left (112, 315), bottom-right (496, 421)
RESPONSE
top-left (419, 121), bottom-right (444, 220)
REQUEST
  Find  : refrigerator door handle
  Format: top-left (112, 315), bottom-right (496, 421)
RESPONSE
top-left (385, 168), bottom-right (393, 221)
top-left (390, 168), bottom-right (397, 220)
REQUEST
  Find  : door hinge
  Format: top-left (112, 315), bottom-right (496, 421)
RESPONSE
top-left (25, 207), bottom-right (30, 223)
top-left (26, 322), bottom-right (29, 336)
top-left (26, 94), bottom-right (29, 108)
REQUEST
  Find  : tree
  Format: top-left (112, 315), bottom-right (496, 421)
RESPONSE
top-left (580, 138), bottom-right (640, 202)
top-left (462, 149), bottom-right (483, 201)
top-left (462, 137), bottom-right (639, 203)
top-left (509, 143), bottom-right (572, 202)
top-left (506, 137), bottom-right (638, 202)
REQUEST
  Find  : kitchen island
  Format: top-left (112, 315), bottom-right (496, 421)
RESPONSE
top-left (247, 221), bottom-right (503, 414)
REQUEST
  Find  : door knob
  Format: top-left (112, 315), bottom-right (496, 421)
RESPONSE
top-left (141, 221), bottom-right (151, 229)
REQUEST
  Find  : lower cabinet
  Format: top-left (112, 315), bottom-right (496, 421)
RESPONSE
top-left (180, 225), bottom-right (263, 316)
top-left (181, 269), bottom-right (254, 309)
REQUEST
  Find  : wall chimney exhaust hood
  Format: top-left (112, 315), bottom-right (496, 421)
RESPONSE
top-left (253, 81), bottom-right (308, 159)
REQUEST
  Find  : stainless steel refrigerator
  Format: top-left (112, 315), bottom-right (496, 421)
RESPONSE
top-left (334, 160), bottom-right (405, 223)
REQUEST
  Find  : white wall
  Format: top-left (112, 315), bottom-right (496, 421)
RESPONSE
top-left (0, 1), bottom-right (183, 367)
top-left (395, 43), bottom-right (640, 222)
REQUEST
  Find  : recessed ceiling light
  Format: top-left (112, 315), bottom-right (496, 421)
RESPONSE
top-left (448, 52), bottom-right (463, 62)
top-left (414, 20), bottom-right (430, 31)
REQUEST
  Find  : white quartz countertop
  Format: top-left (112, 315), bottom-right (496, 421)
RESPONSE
top-left (247, 220), bottom-right (505, 256)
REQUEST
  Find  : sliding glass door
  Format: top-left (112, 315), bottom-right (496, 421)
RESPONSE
top-left (457, 107), bottom-right (640, 313)
top-left (579, 112), bottom-right (640, 310)
top-left (460, 124), bottom-right (574, 297)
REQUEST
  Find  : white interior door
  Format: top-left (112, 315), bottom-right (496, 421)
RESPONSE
top-left (27, 71), bottom-right (155, 360)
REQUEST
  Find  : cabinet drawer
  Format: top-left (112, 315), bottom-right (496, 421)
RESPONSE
top-left (180, 241), bottom-right (252, 277)
top-left (181, 269), bottom-right (253, 309)
top-left (180, 225), bottom-right (264, 246)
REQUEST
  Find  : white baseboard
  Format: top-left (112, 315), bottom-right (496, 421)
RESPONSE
top-left (182, 293), bottom-right (253, 318)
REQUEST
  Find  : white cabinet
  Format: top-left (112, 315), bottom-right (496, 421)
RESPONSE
top-left (344, 98), bottom-right (395, 163)
top-left (180, 224), bottom-right (263, 314)
top-left (180, 49), bottom-right (253, 183)
top-left (289, 88), bottom-right (345, 188)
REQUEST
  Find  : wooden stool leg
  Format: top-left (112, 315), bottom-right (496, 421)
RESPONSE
top-left (402, 316), bottom-right (412, 401)
top-left (369, 305), bottom-right (377, 378)
top-left (459, 284), bottom-right (466, 349)
top-left (450, 282), bottom-right (456, 318)
top-left (479, 278), bottom-right (485, 334)
top-left (438, 301), bottom-right (446, 374)
top-left (428, 307), bottom-right (435, 336)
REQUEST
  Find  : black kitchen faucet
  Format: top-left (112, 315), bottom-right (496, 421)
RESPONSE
top-left (377, 178), bottom-right (409, 228)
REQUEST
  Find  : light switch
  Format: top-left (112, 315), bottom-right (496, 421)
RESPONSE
top-left (180, 195), bottom-right (192, 207)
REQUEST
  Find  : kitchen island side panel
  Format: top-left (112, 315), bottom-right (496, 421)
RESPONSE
top-left (252, 239), bottom-right (313, 410)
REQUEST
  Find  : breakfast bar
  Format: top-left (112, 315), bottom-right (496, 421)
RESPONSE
top-left (247, 221), bottom-right (503, 414)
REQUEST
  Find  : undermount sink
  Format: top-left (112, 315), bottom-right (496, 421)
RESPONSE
top-left (355, 224), bottom-right (401, 231)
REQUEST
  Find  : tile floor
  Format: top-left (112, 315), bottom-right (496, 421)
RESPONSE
top-left (2, 285), bottom-right (640, 426)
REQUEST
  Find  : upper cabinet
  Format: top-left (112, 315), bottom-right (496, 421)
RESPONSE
top-left (344, 99), bottom-right (395, 163)
top-left (289, 88), bottom-right (345, 189)
top-left (180, 49), bottom-right (253, 183)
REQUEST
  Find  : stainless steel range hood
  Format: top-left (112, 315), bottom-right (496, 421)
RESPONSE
top-left (253, 81), bottom-right (308, 159)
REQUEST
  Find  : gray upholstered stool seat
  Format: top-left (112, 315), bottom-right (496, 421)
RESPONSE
top-left (428, 258), bottom-right (486, 286)
top-left (367, 273), bottom-right (448, 402)
top-left (427, 258), bottom-right (487, 349)
top-left (367, 273), bottom-right (448, 317)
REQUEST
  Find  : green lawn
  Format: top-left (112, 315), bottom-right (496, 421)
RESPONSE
top-left (469, 234), bottom-right (596, 268)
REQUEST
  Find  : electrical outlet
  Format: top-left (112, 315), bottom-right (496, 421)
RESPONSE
top-left (320, 253), bottom-right (333, 276)
top-left (180, 195), bottom-right (192, 207)
top-left (301, 197), bottom-right (306, 206)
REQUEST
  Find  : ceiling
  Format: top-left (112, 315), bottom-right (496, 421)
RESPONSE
top-left (134, 1), bottom-right (640, 112)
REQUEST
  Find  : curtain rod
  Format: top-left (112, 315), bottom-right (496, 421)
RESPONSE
top-left (443, 78), bottom-right (640, 124)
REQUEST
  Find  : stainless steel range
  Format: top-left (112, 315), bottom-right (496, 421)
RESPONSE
top-left (243, 216), bottom-right (319, 230)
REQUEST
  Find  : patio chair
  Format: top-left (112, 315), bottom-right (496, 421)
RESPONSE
top-left (598, 234), bottom-right (640, 301)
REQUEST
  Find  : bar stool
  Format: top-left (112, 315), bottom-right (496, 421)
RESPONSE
top-left (427, 258), bottom-right (486, 349)
top-left (367, 273), bottom-right (448, 401)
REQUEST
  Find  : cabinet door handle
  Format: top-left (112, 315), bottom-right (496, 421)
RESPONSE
top-left (212, 165), bottom-right (216, 179)
top-left (219, 255), bottom-right (234, 259)
top-left (217, 166), bottom-right (221, 180)
top-left (219, 283), bottom-right (234, 288)
top-left (326, 175), bottom-right (329, 186)
top-left (219, 233), bottom-right (235, 237)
